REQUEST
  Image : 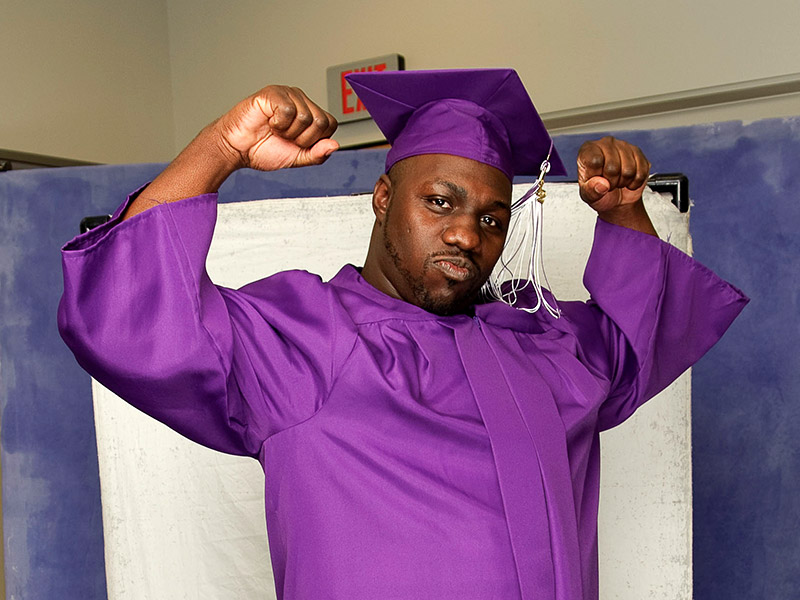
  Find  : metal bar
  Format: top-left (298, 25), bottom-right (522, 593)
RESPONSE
top-left (0, 148), bottom-right (100, 169)
top-left (648, 173), bottom-right (689, 213)
top-left (541, 72), bottom-right (800, 130)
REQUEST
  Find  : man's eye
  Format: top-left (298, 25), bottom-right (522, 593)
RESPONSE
top-left (428, 197), bottom-right (450, 209)
top-left (481, 215), bottom-right (499, 228)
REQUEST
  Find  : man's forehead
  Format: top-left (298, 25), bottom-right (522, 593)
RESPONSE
top-left (393, 154), bottom-right (513, 202)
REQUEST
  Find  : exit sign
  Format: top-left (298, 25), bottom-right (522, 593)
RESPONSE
top-left (326, 54), bottom-right (405, 123)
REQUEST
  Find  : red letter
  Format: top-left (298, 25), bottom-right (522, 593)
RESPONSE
top-left (353, 67), bottom-right (367, 112)
top-left (341, 70), bottom-right (354, 114)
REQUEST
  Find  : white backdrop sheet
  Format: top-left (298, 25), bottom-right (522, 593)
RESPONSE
top-left (94, 184), bottom-right (692, 599)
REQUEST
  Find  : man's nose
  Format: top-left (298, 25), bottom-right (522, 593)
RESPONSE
top-left (442, 216), bottom-right (481, 251)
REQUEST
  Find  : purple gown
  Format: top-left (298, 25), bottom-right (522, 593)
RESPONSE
top-left (58, 192), bottom-right (747, 600)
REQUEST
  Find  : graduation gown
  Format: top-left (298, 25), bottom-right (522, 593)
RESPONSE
top-left (58, 192), bottom-right (747, 600)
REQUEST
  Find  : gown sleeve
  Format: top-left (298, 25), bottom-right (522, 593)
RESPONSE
top-left (578, 218), bottom-right (748, 431)
top-left (58, 190), bottom-right (351, 457)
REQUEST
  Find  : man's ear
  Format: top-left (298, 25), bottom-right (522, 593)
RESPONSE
top-left (372, 174), bottom-right (392, 224)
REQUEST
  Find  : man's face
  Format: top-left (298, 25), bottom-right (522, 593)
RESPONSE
top-left (363, 153), bottom-right (512, 315)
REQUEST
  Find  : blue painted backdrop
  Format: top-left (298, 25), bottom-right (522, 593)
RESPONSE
top-left (1, 117), bottom-right (797, 598)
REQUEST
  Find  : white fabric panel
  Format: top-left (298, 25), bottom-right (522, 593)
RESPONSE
top-left (94, 184), bottom-right (691, 599)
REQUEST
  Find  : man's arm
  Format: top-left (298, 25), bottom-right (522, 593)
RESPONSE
top-left (124, 85), bottom-right (339, 220)
top-left (568, 138), bottom-right (748, 429)
top-left (576, 136), bottom-right (658, 236)
top-left (60, 84), bottom-right (342, 457)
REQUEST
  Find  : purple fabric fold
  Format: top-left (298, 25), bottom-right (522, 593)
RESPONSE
top-left (582, 219), bottom-right (749, 430)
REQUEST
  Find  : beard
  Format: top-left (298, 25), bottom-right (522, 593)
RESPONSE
top-left (382, 228), bottom-right (480, 316)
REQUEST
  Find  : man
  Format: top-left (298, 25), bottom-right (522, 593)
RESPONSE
top-left (58, 69), bottom-right (747, 599)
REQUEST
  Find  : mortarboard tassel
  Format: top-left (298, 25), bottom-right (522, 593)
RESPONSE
top-left (483, 146), bottom-right (561, 318)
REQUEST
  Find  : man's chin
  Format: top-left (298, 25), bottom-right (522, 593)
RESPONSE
top-left (416, 289), bottom-right (478, 316)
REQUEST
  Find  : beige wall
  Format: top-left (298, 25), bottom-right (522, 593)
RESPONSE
top-left (2, 0), bottom-right (798, 163)
top-left (0, 0), bottom-right (175, 164)
top-left (165, 0), bottom-right (800, 149)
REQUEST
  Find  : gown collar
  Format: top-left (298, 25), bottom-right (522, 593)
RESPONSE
top-left (327, 264), bottom-right (559, 334)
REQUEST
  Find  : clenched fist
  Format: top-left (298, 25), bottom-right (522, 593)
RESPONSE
top-left (124, 85), bottom-right (339, 219)
top-left (214, 85), bottom-right (339, 172)
top-left (577, 136), bottom-right (651, 214)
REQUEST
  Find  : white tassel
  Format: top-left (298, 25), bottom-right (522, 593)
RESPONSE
top-left (482, 154), bottom-right (561, 318)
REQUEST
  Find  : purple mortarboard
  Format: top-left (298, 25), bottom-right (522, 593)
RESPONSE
top-left (345, 68), bottom-right (566, 180)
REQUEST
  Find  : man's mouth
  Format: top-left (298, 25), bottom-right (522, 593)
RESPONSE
top-left (431, 256), bottom-right (476, 282)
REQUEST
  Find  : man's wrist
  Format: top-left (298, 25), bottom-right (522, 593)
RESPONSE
top-left (122, 123), bottom-right (241, 220)
top-left (202, 119), bottom-right (248, 174)
top-left (596, 198), bottom-right (658, 236)
top-left (184, 122), bottom-right (244, 178)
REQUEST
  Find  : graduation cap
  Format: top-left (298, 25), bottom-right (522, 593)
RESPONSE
top-left (347, 68), bottom-right (565, 318)
top-left (345, 68), bottom-right (566, 181)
